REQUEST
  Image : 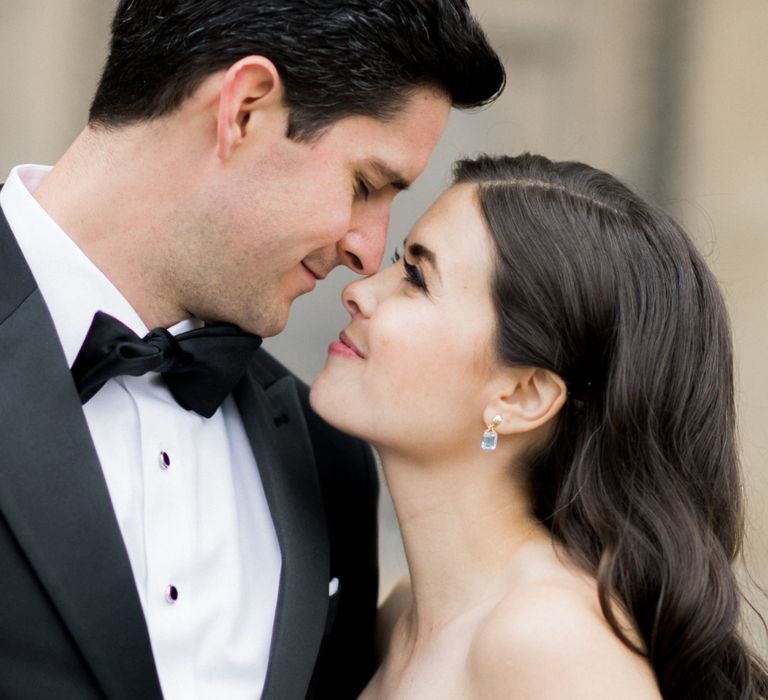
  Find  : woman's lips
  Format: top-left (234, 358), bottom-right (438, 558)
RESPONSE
top-left (329, 331), bottom-right (365, 360)
top-left (340, 331), bottom-right (365, 358)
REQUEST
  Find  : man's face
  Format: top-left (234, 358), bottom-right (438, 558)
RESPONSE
top-left (179, 88), bottom-right (451, 337)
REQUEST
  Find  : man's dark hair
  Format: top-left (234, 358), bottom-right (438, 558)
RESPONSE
top-left (89, 0), bottom-right (505, 140)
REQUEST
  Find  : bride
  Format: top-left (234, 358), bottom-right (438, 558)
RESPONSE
top-left (310, 153), bottom-right (767, 699)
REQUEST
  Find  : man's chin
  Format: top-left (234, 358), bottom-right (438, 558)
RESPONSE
top-left (244, 309), bottom-right (290, 339)
top-left (195, 292), bottom-right (293, 338)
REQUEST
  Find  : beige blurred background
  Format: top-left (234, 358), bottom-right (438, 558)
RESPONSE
top-left (1, 0), bottom-right (765, 650)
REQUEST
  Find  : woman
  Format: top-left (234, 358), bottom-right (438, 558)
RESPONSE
top-left (310, 154), bottom-right (768, 698)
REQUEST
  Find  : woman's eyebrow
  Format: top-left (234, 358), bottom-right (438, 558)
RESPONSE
top-left (405, 239), bottom-right (441, 281)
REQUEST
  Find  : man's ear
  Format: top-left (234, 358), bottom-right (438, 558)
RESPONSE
top-left (216, 55), bottom-right (284, 161)
top-left (483, 367), bottom-right (567, 435)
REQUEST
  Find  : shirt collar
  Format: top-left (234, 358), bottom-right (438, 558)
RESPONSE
top-left (0, 164), bottom-right (198, 366)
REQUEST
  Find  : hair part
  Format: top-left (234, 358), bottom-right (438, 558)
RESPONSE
top-left (454, 153), bottom-right (768, 699)
top-left (89, 0), bottom-right (505, 140)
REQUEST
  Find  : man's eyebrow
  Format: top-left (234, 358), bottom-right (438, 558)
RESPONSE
top-left (368, 159), bottom-right (411, 191)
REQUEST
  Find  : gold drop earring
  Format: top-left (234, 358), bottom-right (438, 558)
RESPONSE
top-left (481, 415), bottom-right (502, 451)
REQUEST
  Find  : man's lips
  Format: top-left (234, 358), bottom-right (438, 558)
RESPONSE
top-left (301, 262), bottom-right (326, 281)
top-left (337, 330), bottom-right (365, 359)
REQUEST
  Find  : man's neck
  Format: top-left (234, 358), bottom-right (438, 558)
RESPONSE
top-left (32, 124), bottom-right (194, 329)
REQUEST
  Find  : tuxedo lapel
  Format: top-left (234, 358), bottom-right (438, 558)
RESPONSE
top-left (235, 369), bottom-right (330, 700)
top-left (0, 213), bottom-right (162, 699)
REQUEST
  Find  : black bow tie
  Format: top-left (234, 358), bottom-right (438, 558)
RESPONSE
top-left (71, 311), bottom-right (262, 418)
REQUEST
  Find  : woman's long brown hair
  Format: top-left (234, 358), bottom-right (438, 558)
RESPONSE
top-left (455, 153), bottom-right (768, 699)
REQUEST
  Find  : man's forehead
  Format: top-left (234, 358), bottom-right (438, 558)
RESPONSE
top-left (323, 90), bottom-right (449, 185)
top-left (369, 97), bottom-right (451, 183)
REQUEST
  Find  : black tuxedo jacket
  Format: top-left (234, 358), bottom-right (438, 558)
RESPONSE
top-left (0, 207), bottom-right (379, 699)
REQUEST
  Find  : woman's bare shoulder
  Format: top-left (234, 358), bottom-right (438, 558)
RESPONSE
top-left (467, 577), bottom-right (661, 700)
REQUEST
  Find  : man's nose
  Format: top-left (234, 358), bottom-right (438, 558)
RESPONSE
top-left (337, 200), bottom-right (392, 275)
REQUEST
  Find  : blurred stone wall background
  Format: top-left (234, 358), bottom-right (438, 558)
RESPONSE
top-left (1, 0), bottom-right (765, 650)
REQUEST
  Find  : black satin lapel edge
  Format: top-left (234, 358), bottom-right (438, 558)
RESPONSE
top-left (0, 203), bottom-right (37, 322)
top-left (235, 371), bottom-right (330, 700)
top-left (0, 220), bottom-right (162, 699)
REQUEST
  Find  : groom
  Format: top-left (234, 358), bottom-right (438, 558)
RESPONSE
top-left (0, 1), bottom-right (503, 699)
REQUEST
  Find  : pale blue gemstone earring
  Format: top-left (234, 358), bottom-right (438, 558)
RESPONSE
top-left (481, 415), bottom-right (502, 451)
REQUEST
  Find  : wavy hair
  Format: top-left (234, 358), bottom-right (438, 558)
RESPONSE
top-left (454, 153), bottom-right (768, 699)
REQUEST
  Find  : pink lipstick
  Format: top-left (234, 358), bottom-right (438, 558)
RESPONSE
top-left (328, 331), bottom-right (365, 360)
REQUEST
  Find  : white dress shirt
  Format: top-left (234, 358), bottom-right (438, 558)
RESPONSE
top-left (1, 165), bottom-right (282, 700)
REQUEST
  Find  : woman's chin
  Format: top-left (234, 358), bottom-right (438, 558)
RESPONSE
top-left (308, 378), bottom-right (329, 418)
top-left (309, 377), bottom-right (352, 432)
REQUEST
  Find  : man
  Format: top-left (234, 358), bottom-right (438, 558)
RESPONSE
top-left (0, 1), bottom-right (503, 698)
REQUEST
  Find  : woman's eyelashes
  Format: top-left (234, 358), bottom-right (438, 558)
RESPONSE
top-left (391, 247), bottom-right (428, 292)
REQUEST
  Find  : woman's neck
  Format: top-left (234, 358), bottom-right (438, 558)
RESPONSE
top-left (378, 446), bottom-right (549, 643)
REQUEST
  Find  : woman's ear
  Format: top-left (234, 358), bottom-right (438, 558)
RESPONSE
top-left (483, 367), bottom-right (567, 435)
top-left (216, 55), bottom-right (284, 161)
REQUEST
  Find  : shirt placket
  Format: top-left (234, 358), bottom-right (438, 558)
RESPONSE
top-left (136, 379), bottom-right (198, 698)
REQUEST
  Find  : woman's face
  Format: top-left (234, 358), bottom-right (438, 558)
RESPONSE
top-left (310, 184), bottom-right (501, 459)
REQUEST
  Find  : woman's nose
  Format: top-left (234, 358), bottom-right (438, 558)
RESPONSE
top-left (342, 263), bottom-right (395, 318)
top-left (342, 277), bottom-right (368, 318)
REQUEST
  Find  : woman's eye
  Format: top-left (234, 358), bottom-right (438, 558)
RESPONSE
top-left (403, 259), bottom-right (427, 292)
top-left (392, 247), bottom-right (427, 293)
